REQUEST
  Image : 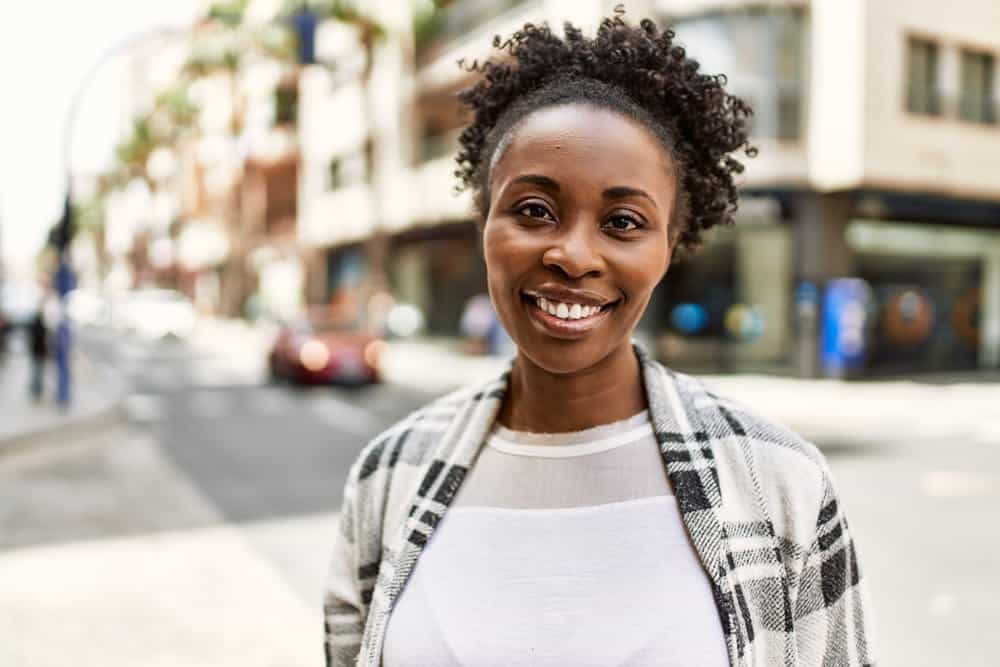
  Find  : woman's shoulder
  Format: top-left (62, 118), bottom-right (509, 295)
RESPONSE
top-left (665, 369), bottom-right (835, 534)
top-left (670, 369), bottom-right (827, 470)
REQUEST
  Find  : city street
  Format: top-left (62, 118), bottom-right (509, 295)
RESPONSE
top-left (1, 327), bottom-right (998, 666)
top-left (0, 327), bottom-right (434, 666)
top-left (2, 1), bottom-right (999, 666)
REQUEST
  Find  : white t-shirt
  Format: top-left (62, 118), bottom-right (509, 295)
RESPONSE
top-left (382, 410), bottom-right (730, 666)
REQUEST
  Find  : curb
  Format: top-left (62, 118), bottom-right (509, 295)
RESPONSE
top-left (0, 357), bottom-right (129, 456)
top-left (0, 401), bottom-right (128, 455)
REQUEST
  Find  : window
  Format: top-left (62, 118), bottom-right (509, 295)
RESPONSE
top-left (959, 49), bottom-right (996, 124)
top-left (418, 124), bottom-right (461, 162)
top-left (274, 85), bottom-right (299, 125)
top-left (328, 158), bottom-right (342, 190)
top-left (326, 151), bottom-right (366, 191)
top-left (906, 37), bottom-right (940, 115)
top-left (670, 7), bottom-right (806, 140)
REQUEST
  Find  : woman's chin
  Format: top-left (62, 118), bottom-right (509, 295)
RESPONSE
top-left (514, 338), bottom-right (624, 377)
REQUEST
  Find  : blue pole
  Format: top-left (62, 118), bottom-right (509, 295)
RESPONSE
top-left (55, 249), bottom-right (76, 409)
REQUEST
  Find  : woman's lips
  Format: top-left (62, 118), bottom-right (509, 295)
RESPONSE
top-left (521, 293), bottom-right (616, 340)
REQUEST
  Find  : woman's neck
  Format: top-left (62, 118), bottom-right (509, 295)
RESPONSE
top-left (497, 343), bottom-right (647, 433)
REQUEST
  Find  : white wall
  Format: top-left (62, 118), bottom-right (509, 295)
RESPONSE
top-left (862, 0), bottom-right (1000, 199)
top-left (806, 0), bottom-right (866, 191)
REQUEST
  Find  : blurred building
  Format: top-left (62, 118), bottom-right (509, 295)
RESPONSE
top-left (294, 0), bottom-right (1000, 377)
top-left (657, 0), bottom-right (1000, 377)
top-left (91, 4), bottom-right (309, 321)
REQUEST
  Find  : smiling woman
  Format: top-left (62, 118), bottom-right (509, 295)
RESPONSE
top-left (324, 11), bottom-right (877, 667)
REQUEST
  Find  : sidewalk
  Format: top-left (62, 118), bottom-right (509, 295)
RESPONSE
top-left (0, 351), bottom-right (127, 452)
top-left (380, 338), bottom-right (1000, 448)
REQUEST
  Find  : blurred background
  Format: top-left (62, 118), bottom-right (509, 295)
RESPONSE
top-left (0, 0), bottom-right (998, 665)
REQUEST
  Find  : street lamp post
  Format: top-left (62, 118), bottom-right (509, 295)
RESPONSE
top-left (55, 26), bottom-right (188, 408)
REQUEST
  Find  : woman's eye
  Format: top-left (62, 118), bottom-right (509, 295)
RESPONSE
top-left (604, 215), bottom-right (642, 233)
top-left (516, 202), bottom-right (554, 221)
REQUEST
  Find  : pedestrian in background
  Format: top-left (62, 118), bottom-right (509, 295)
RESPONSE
top-left (324, 10), bottom-right (876, 666)
top-left (28, 310), bottom-right (48, 401)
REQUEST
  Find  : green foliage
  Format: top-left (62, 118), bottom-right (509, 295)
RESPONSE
top-left (255, 22), bottom-right (298, 62)
top-left (95, 0), bottom-right (386, 234)
top-left (155, 85), bottom-right (199, 130)
top-left (413, 0), bottom-right (447, 52)
top-left (115, 117), bottom-right (157, 169)
top-left (208, 0), bottom-right (250, 27)
top-left (73, 198), bottom-right (104, 233)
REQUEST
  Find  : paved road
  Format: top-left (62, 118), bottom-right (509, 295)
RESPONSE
top-left (2, 326), bottom-right (997, 666)
top-left (84, 327), bottom-right (436, 524)
top-left (1, 328), bottom-right (435, 666)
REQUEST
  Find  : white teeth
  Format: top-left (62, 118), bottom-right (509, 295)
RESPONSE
top-left (533, 296), bottom-right (606, 321)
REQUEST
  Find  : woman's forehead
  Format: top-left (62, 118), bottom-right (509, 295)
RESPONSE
top-left (490, 105), bottom-right (675, 193)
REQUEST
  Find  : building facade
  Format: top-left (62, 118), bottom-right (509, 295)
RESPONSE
top-left (296, 0), bottom-right (1000, 377)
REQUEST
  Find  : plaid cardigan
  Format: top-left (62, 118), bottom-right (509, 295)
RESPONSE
top-left (324, 342), bottom-right (877, 666)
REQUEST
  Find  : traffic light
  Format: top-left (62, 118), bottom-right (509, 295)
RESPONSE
top-left (49, 191), bottom-right (77, 251)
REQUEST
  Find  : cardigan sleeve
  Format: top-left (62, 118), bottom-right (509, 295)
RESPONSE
top-left (323, 462), bottom-right (366, 667)
top-left (792, 465), bottom-right (878, 666)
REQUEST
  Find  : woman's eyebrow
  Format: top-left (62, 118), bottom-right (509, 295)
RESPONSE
top-left (603, 185), bottom-right (657, 208)
top-left (510, 174), bottom-right (561, 191)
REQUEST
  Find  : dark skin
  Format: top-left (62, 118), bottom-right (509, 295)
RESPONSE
top-left (482, 104), bottom-right (679, 433)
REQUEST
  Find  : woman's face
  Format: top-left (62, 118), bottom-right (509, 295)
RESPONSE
top-left (482, 104), bottom-right (678, 375)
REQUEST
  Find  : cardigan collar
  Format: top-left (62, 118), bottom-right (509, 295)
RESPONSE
top-left (404, 338), bottom-right (726, 582)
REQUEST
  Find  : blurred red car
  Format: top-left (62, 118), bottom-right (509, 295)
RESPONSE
top-left (268, 312), bottom-right (385, 386)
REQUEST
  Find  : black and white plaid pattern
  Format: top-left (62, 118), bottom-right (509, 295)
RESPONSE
top-left (324, 342), bottom-right (877, 666)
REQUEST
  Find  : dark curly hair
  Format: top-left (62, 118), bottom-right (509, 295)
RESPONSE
top-left (454, 11), bottom-right (756, 251)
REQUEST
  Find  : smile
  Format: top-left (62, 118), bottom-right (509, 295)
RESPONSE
top-left (521, 293), bottom-right (617, 339)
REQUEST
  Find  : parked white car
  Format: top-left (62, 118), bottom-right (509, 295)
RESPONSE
top-left (113, 289), bottom-right (197, 340)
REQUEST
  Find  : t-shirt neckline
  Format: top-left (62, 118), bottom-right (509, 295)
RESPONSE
top-left (488, 409), bottom-right (652, 458)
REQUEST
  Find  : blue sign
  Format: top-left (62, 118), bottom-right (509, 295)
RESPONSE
top-left (821, 278), bottom-right (871, 376)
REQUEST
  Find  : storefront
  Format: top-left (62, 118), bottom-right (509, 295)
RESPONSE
top-left (846, 219), bottom-right (1000, 375)
top-left (647, 201), bottom-right (795, 374)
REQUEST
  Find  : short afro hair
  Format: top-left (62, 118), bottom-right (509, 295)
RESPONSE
top-left (454, 11), bottom-right (757, 251)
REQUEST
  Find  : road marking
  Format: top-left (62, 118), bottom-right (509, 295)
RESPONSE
top-left (920, 470), bottom-right (998, 498)
top-left (309, 395), bottom-right (380, 439)
top-left (123, 394), bottom-right (164, 423)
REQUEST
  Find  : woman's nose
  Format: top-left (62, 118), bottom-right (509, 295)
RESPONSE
top-left (541, 224), bottom-right (604, 279)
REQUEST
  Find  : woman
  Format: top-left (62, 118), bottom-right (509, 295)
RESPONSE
top-left (325, 14), bottom-right (876, 667)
